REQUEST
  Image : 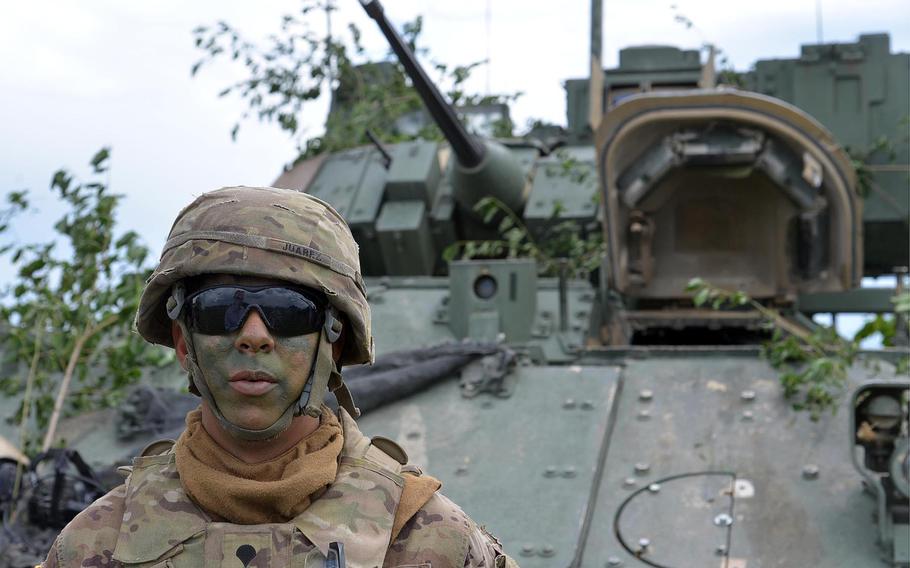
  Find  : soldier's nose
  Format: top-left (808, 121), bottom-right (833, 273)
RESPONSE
top-left (235, 311), bottom-right (275, 354)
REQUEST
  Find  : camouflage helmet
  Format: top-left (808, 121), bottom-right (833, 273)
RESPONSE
top-left (136, 185), bottom-right (373, 367)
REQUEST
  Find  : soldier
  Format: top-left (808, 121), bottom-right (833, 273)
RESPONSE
top-left (42, 186), bottom-right (518, 568)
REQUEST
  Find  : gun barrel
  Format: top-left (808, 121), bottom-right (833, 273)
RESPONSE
top-left (359, 0), bottom-right (485, 168)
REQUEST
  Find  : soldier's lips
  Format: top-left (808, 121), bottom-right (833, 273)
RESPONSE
top-left (229, 371), bottom-right (278, 396)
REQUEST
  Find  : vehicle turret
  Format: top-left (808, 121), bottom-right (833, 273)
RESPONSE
top-left (359, 0), bottom-right (527, 216)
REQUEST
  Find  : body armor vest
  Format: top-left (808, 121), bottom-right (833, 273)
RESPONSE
top-left (110, 410), bottom-right (405, 568)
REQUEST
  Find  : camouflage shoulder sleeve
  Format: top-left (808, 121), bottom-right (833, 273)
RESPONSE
top-left (42, 483), bottom-right (127, 568)
top-left (383, 492), bottom-right (519, 568)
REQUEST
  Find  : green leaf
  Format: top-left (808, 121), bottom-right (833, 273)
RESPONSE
top-left (90, 147), bottom-right (111, 173)
top-left (685, 277), bottom-right (705, 292)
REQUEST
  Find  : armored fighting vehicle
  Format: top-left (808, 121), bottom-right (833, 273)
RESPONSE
top-left (2, 1), bottom-right (908, 567)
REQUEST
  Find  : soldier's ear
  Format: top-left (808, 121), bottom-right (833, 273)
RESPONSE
top-left (172, 321), bottom-right (189, 371)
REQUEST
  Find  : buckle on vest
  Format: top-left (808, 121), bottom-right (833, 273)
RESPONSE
top-left (326, 541), bottom-right (346, 568)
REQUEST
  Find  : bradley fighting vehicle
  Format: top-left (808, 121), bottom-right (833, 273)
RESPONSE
top-left (2, 1), bottom-right (908, 567)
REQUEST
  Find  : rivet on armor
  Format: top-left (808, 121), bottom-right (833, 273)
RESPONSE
top-left (802, 464), bottom-right (820, 480)
top-left (648, 483), bottom-right (661, 493)
top-left (634, 463), bottom-right (650, 475)
top-left (639, 389), bottom-right (654, 402)
top-left (544, 466), bottom-right (558, 478)
top-left (637, 410), bottom-right (651, 421)
top-left (715, 544), bottom-right (728, 556)
top-left (539, 545), bottom-right (555, 557)
top-left (563, 398), bottom-right (577, 409)
top-left (562, 467), bottom-right (577, 478)
top-left (713, 513), bottom-right (734, 527)
top-left (740, 390), bottom-right (756, 402)
top-left (606, 556), bottom-right (623, 567)
top-left (741, 410), bottom-right (754, 421)
top-left (520, 545), bottom-right (535, 557)
top-left (623, 477), bottom-right (637, 488)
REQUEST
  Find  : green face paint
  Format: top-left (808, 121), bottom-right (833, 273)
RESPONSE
top-left (192, 323), bottom-right (320, 431)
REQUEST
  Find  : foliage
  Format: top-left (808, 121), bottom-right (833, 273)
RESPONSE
top-left (443, 196), bottom-right (604, 278)
top-left (544, 149), bottom-right (596, 188)
top-left (192, 1), bottom-right (520, 159)
top-left (847, 117), bottom-right (910, 199)
top-left (686, 278), bottom-right (863, 421)
top-left (0, 149), bottom-right (171, 454)
top-left (669, 4), bottom-right (744, 87)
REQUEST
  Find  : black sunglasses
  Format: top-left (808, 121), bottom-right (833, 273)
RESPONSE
top-left (185, 285), bottom-right (326, 337)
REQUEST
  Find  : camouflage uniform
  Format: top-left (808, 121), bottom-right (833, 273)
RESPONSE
top-left (42, 187), bottom-right (517, 568)
top-left (43, 410), bottom-right (511, 568)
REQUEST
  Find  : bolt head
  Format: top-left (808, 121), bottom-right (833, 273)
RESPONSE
top-left (713, 513), bottom-right (734, 527)
top-left (638, 538), bottom-right (650, 550)
top-left (648, 483), bottom-right (661, 493)
top-left (715, 544), bottom-right (728, 556)
top-left (623, 477), bottom-right (637, 488)
top-left (637, 410), bottom-right (651, 421)
top-left (581, 400), bottom-right (595, 410)
top-left (802, 464), bottom-right (820, 480)
top-left (544, 466), bottom-right (558, 478)
top-left (520, 545), bottom-right (535, 557)
top-left (740, 390), bottom-right (756, 401)
top-left (563, 398), bottom-right (577, 409)
top-left (639, 389), bottom-right (654, 402)
top-left (606, 557), bottom-right (623, 567)
top-left (539, 545), bottom-right (555, 557)
top-left (634, 463), bottom-right (651, 475)
top-left (741, 410), bottom-right (754, 421)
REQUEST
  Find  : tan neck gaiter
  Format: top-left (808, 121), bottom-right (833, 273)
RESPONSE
top-left (174, 407), bottom-right (343, 524)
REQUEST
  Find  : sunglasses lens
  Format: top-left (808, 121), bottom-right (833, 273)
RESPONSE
top-left (188, 286), bottom-right (324, 336)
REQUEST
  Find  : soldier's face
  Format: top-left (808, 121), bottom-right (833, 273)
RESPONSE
top-left (174, 274), bottom-right (321, 432)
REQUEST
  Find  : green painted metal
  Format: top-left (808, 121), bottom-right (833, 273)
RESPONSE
top-left (579, 355), bottom-right (888, 567)
top-left (447, 259), bottom-right (538, 343)
top-left (566, 45), bottom-right (703, 143)
top-left (562, 34), bottom-right (908, 275)
top-left (305, 146), bottom-right (375, 218)
top-left (385, 140), bottom-right (442, 204)
top-left (358, 363), bottom-right (621, 568)
top-left (523, 146), bottom-right (598, 238)
top-left (798, 287), bottom-right (898, 313)
top-left (744, 34), bottom-right (910, 275)
top-left (365, 274), bottom-right (592, 363)
top-left (450, 139), bottom-right (529, 214)
top-left (375, 200), bottom-right (436, 275)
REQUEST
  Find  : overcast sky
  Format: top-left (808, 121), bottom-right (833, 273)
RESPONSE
top-left (0, 0), bottom-right (907, 327)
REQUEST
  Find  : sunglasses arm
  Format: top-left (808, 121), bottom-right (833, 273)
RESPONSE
top-left (166, 282), bottom-right (187, 322)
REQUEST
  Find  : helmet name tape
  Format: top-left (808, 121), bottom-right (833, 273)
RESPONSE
top-left (164, 230), bottom-right (361, 289)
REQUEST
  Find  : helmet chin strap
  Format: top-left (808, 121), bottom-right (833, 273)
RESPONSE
top-left (177, 306), bottom-right (358, 442)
